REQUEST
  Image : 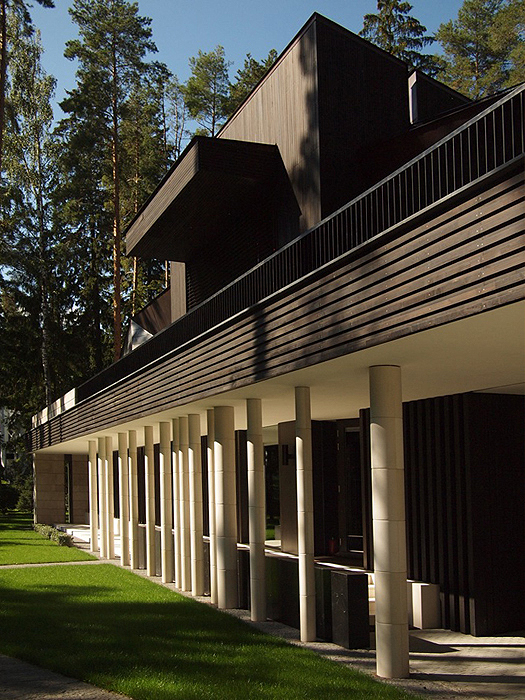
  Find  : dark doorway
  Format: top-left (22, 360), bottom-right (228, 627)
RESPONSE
top-left (336, 420), bottom-right (363, 562)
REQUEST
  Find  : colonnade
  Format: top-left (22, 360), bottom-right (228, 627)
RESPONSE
top-left (85, 368), bottom-right (409, 679)
top-left (86, 399), bottom-right (272, 623)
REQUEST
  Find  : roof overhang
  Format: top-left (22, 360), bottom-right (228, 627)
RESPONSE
top-left (125, 136), bottom-right (299, 261)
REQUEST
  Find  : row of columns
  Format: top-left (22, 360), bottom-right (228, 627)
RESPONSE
top-left (87, 401), bottom-right (271, 622)
top-left (85, 368), bottom-right (409, 679)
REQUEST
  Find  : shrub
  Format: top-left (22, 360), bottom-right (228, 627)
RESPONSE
top-left (0, 483), bottom-right (19, 513)
top-left (16, 475), bottom-right (34, 511)
top-left (34, 523), bottom-right (74, 547)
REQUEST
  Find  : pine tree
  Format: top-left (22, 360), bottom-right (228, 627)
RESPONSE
top-left (434, 0), bottom-right (516, 98)
top-left (54, 69), bottom-right (114, 376)
top-left (485, 0), bottom-right (524, 89)
top-left (185, 46), bottom-right (231, 136)
top-left (228, 49), bottom-right (277, 115)
top-left (64, 0), bottom-right (157, 361)
top-left (360, 0), bottom-right (441, 75)
top-left (167, 76), bottom-right (190, 159)
top-left (120, 64), bottom-right (171, 317)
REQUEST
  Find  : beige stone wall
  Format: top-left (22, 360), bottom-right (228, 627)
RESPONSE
top-left (33, 453), bottom-right (65, 525)
top-left (71, 454), bottom-right (89, 524)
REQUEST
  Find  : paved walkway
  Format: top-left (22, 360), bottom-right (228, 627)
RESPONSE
top-left (1, 530), bottom-right (524, 700)
top-left (0, 654), bottom-right (129, 699)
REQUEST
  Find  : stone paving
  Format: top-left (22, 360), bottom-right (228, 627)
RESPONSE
top-left (1, 531), bottom-right (524, 700)
top-left (0, 654), bottom-right (130, 699)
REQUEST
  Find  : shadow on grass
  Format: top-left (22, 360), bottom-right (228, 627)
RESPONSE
top-left (0, 564), bottom-right (417, 700)
top-left (0, 512), bottom-right (33, 530)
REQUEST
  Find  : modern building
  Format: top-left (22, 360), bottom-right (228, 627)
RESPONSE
top-left (30, 14), bottom-right (524, 679)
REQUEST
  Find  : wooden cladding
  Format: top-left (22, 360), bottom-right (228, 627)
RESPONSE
top-left (30, 163), bottom-right (524, 452)
top-left (403, 393), bottom-right (525, 636)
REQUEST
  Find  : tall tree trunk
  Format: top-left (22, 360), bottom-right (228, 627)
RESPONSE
top-left (132, 256), bottom-right (138, 315)
top-left (34, 128), bottom-right (52, 404)
top-left (111, 49), bottom-right (121, 361)
top-left (0, 0), bottom-right (7, 177)
top-left (36, 195), bottom-right (52, 405)
top-left (90, 220), bottom-right (103, 373)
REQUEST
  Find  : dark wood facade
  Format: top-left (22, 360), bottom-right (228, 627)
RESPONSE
top-left (403, 393), bottom-right (525, 636)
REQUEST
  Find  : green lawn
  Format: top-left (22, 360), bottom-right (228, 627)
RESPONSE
top-left (0, 513), bottom-right (421, 699)
top-left (0, 512), bottom-right (95, 565)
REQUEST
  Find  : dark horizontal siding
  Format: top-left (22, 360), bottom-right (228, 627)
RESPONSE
top-left (31, 164), bottom-right (524, 450)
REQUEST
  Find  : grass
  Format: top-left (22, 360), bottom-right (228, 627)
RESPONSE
top-left (0, 512), bottom-right (95, 565)
top-left (0, 514), bottom-right (421, 699)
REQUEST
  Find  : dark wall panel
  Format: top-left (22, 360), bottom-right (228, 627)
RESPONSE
top-left (317, 20), bottom-right (410, 218)
top-left (403, 393), bottom-right (525, 636)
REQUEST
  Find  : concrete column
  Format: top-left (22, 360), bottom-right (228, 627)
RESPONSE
top-left (207, 409), bottom-right (217, 604)
top-left (247, 398), bottom-right (266, 622)
top-left (369, 365), bottom-right (409, 679)
top-left (144, 425), bottom-right (156, 577)
top-left (88, 441), bottom-right (98, 553)
top-left (295, 386), bottom-right (316, 642)
top-left (172, 418), bottom-right (181, 588)
top-left (189, 414), bottom-right (204, 596)
top-left (159, 421), bottom-right (174, 583)
top-left (118, 433), bottom-right (130, 566)
top-left (97, 437), bottom-right (107, 558)
top-left (214, 406), bottom-right (237, 610)
top-left (105, 436), bottom-right (114, 560)
top-left (128, 430), bottom-right (140, 569)
top-left (179, 416), bottom-right (191, 591)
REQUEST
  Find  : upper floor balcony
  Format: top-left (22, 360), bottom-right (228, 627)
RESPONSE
top-left (30, 83), bottom-right (524, 447)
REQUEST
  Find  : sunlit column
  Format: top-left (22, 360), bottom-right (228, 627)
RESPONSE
top-left (189, 414), bottom-right (204, 596)
top-left (118, 433), bottom-right (130, 566)
top-left (179, 416), bottom-right (191, 591)
top-left (295, 386), bottom-right (316, 642)
top-left (369, 365), bottom-right (409, 679)
top-left (105, 435), bottom-right (114, 560)
top-left (88, 440), bottom-right (98, 554)
top-left (160, 421), bottom-right (174, 583)
top-left (128, 430), bottom-right (140, 569)
top-left (247, 398), bottom-right (266, 622)
top-left (144, 425), bottom-right (156, 577)
top-left (215, 406), bottom-right (237, 609)
top-left (172, 418), bottom-right (181, 588)
top-left (207, 409), bottom-right (217, 604)
top-left (97, 437), bottom-right (107, 558)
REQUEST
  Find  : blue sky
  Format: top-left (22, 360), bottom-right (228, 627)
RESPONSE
top-left (31, 0), bottom-right (465, 117)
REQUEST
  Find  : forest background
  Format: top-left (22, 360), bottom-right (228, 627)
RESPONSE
top-left (0, 0), bottom-right (523, 509)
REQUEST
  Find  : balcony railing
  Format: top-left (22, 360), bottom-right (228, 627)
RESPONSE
top-left (77, 85), bottom-right (524, 403)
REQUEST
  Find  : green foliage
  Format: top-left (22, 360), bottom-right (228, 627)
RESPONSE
top-left (0, 9), bottom-right (76, 430)
top-left (435, 0), bottom-right (524, 97)
top-left (228, 50), bottom-right (277, 114)
top-left (64, 0), bottom-right (160, 360)
top-left (0, 564), bottom-right (419, 699)
top-left (15, 474), bottom-right (33, 511)
top-left (0, 482), bottom-right (18, 513)
top-left (185, 46), bottom-right (232, 136)
top-left (34, 523), bottom-right (74, 546)
top-left (360, 0), bottom-right (441, 75)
